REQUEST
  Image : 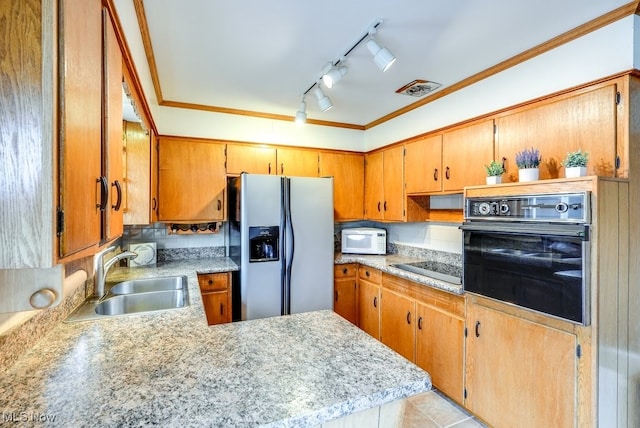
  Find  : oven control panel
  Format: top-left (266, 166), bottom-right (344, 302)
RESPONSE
top-left (465, 192), bottom-right (590, 222)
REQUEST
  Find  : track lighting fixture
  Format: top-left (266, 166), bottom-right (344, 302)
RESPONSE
top-left (295, 99), bottom-right (307, 124)
top-left (294, 18), bottom-right (395, 122)
top-left (314, 85), bottom-right (333, 112)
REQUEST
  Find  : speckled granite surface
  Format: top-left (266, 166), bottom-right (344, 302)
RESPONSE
top-left (0, 258), bottom-right (431, 427)
top-left (335, 253), bottom-right (464, 295)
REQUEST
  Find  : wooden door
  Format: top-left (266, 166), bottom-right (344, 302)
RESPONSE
top-left (319, 152), bottom-right (364, 221)
top-left (405, 135), bottom-right (443, 194)
top-left (465, 303), bottom-right (576, 428)
top-left (382, 146), bottom-right (404, 221)
top-left (58, 0), bottom-right (102, 257)
top-left (496, 84), bottom-right (617, 182)
top-left (201, 291), bottom-right (231, 325)
top-left (226, 144), bottom-right (276, 175)
top-left (364, 152), bottom-right (384, 220)
top-left (103, 8), bottom-right (123, 242)
top-left (358, 278), bottom-right (380, 339)
top-left (415, 302), bottom-right (464, 404)
top-left (334, 277), bottom-right (357, 325)
top-left (276, 147), bottom-right (318, 177)
top-left (149, 130), bottom-right (159, 222)
top-left (123, 121), bottom-right (151, 225)
top-left (380, 288), bottom-right (415, 361)
top-left (158, 138), bottom-right (226, 221)
top-left (442, 120), bottom-right (494, 191)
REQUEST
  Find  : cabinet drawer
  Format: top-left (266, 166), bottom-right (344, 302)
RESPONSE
top-left (334, 263), bottom-right (357, 278)
top-left (198, 273), bottom-right (229, 292)
top-left (358, 266), bottom-right (382, 284)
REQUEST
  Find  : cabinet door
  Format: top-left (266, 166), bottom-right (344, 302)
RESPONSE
top-left (276, 148), bottom-right (318, 177)
top-left (364, 152), bottom-right (384, 220)
top-left (319, 152), bottom-right (364, 221)
top-left (334, 277), bottom-right (357, 325)
top-left (380, 289), bottom-right (415, 361)
top-left (226, 144), bottom-right (276, 175)
top-left (149, 130), bottom-right (159, 222)
top-left (415, 302), bottom-right (464, 404)
top-left (122, 121), bottom-right (150, 225)
top-left (158, 138), bottom-right (226, 221)
top-left (201, 291), bottom-right (231, 325)
top-left (405, 135), bottom-right (443, 194)
top-left (497, 84), bottom-right (617, 182)
top-left (103, 9), bottom-right (123, 242)
top-left (358, 279), bottom-right (380, 339)
top-left (442, 120), bottom-right (494, 191)
top-left (58, 0), bottom-right (103, 257)
top-left (382, 146), bottom-right (405, 221)
top-left (465, 303), bottom-right (576, 428)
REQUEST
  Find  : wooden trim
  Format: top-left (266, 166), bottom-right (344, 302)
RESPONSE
top-left (131, 0), bottom-right (163, 106)
top-left (365, 2), bottom-right (640, 129)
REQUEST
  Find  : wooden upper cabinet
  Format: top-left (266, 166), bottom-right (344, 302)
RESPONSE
top-left (319, 152), bottom-right (364, 221)
top-left (276, 147), bottom-right (318, 177)
top-left (364, 147), bottom-right (404, 221)
top-left (442, 119), bottom-right (495, 191)
top-left (102, 9), bottom-right (123, 243)
top-left (58, 0), bottom-right (103, 257)
top-left (158, 138), bottom-right (226, 222)
top-left (123, 122), bottom-right (152, 225)
top-left (497, 83), bottom-right (618, 182)
top-left (405, 135), bottom-right (443, 194)
top-left (226, 144), bottom-right (276, 175)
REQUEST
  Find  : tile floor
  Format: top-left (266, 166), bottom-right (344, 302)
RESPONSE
top-left (401, 389), bottom-right (488, 428)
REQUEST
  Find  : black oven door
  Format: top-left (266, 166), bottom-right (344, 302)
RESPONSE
top-left (461, 222), bottom-right (589, 325)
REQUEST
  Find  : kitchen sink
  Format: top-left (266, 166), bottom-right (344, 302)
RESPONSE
top-left (109, 276), bottom-right (187, 294)
top-left (65, 275), bottom-right (189, 322)
top-left (95, 289), bottom-right (188, 315)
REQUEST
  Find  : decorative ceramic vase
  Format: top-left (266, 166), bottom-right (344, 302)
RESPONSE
top-left (565, 166), bottom-right (587, 178)
top-left (518, 167), bottom-right (539, 182)
top-left (486, 175), bottom-right (502, 185)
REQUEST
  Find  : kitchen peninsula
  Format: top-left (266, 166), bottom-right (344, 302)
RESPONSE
top-left (0, 260), bottom-right (431, 427)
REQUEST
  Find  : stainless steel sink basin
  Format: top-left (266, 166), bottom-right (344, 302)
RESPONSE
top-left (109, 276), bottom-right (187, 294)
top-left (95, 289), bottom-right (188, 315)
top-left (65, 275), bottom-right (189, 322)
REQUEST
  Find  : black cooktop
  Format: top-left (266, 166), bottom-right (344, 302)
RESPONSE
top-left (391, 261), bottom-right (462, 285)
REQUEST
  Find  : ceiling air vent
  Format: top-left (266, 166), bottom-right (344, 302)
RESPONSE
top-left (396, 80), bottom-right (441, 97)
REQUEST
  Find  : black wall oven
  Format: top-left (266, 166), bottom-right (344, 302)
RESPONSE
top-left (461, 192), bottom-right (590, 325)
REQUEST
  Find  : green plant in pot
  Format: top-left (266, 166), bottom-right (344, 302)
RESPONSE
top-left (515, 147), bottom-right (541, 182)
top-left (484, 160), bottom-right (505, 185)
top-left (562, 149), bottom-right (588, 178)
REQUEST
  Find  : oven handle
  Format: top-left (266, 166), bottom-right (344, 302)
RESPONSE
top-left (460, 222), bottom-right (589, 240)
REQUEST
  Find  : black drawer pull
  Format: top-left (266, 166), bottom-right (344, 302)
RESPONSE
top-left (475, 321), bottom-right (481, 338)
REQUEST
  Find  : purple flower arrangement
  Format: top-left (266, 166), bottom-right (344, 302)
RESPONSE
top-left (515, 147), bottom-right (541, 169)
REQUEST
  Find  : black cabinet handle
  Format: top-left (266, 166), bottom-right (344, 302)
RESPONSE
top-left (418, 316), bottom-right (423, 330)
top-left (502, 156), bottom-right (507, 170)
top-left (280, 163), bottom-right (284, 174)
top-left (373, 296), bottom-right (377, 308)
top-left (111, 180), bottom-right (122, 211)
top-left (377, 202), bottom-right (381, 212)
top-left (268, 163), bottom-right (271, 174)
top-left (334, 290), bottom-right (338, 302)
top-left (406, 311), bottom-right (411, 325)
top-left (220, 303), bottom-right (224, 315)
top-left (383, 201), bottom-right (387, 211)
top-left (445, 166), bottom-right (451, 180)
top-left (366, 271), bottom-right (370, 277)
top-left (433, 168), bottom-right (438, 181)
top-left (97, 177), bottom-right (108, 210)
top-left (475, 321), bottom-right (481, 338)
top-left (342, 268), bottom-right (348, 274)
top-left (217, 200), bottom-right (222, 210)
top-left (152, 197), bottom-right (157, 211)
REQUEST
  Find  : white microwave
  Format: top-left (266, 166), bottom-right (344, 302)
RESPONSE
top-left (341, 228), bottom-right (387, 255)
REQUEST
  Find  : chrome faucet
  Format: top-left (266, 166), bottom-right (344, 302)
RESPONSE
top-left (91, 246), bottom-right (138, 301)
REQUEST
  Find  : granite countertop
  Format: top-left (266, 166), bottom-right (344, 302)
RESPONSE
top-left (335, 253), bottom-right (464, 295)
top-left (0, 258), bottom-right (431, 427)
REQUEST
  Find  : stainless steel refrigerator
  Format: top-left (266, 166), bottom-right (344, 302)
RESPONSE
top-left (228, 173), bottom-right (334, 321)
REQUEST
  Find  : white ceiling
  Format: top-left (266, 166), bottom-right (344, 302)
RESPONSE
top-left (114, 0), bottom-right (631, 128)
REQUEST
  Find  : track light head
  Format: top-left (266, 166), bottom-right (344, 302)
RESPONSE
top-left (314, 85), bottom-right (333, 112)
top-left (295, 100), bottom-right (307, 125)
top-left (322, 64), bottom-right (348, 89)
top-left (366, 38), bottom-right (396, 72)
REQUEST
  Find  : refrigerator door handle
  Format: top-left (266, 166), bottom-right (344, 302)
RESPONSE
top-left (285, 178), bottom-right (295, 316)
top-left (280, 177), bottom-right (287, 315)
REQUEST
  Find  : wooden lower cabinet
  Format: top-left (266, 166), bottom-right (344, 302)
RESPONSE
top-left (380, 288), bottom-right (415, 361)
top-left (465, 301), bottom-right (577, 428)
top-left (357, 266), bottom-right (381, 339)
top-left (333, 264), bottom-right (358, 325)
top-left (197, 272), bottom-right (232, 325)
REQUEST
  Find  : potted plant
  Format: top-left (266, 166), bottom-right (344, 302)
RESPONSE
top-left (484, 160), bottom-right (505, 185)
top-left (562, 149), bottom-right (588, 178)
top-left (515, 147), bottom-right (542, 182)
